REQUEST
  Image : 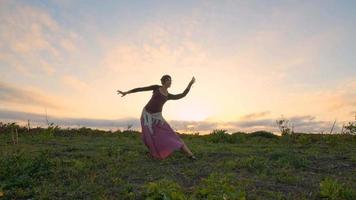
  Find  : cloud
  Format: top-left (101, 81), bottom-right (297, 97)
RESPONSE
top-left (284, 79), bottom-right (356, 118)
top-left (0, 81), bottom-right (62, 109)
top-left (231, 28), bottom-right (341, 84)
top-left (228, 115), bottom-right (336, 133)
top-left (48, 0), bottom-right (75, 7)
top-left (328, 80), bottom-right (356, 111)
top-left (101, 18), bottom-right (208, 77)
top-left (0, 109), bottom-right (139, 129)
top-left (286, 115), bottom-right (330, 132)
top-left (0, 0), bottom-right (80, 75)
top-left (0, 109), bottom-right (343, 134)
top-left (169, 114), bottom-right (339, 134)
top-left (169, 120), bottom-right (218, 132)
top-left (229, 119), bottom-right (275, 129)
top-left (240, 111), bottom-right (271, 120)
top-left (61, 75), bottom-right (90, 91)
top-left (103, 40), bottom-right (207, 74)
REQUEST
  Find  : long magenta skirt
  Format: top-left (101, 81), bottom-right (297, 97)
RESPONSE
top-left (140, 114), bottom-right (184, 160)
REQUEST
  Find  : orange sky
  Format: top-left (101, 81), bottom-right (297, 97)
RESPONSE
top-left (0, 0), bottom-right (355, 133)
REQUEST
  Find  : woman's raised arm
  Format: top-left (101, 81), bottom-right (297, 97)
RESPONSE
top-left (168, 77), bottom-right (195, 100)
top-left (117, 85), bottom-right (159, 97)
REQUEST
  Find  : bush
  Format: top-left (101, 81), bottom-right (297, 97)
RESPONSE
top-left (230, 132), bottom-right (247, 143)
top-left (208, 129), bottom-right (231, 143)
top-left (0, 122), bottom-right (28, 135)
top-left (248, 131), bottom-right (279, 139)
top-left (276, 116), bottom-right (292, 136)
top-left (343, 121), bottom-right (356, 135)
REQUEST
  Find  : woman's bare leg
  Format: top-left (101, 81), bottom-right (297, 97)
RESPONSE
top-left (180, 142), bottom-right (193, 156)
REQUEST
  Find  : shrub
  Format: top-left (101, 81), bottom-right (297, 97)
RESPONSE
top-left (248, 131), bottom-right (278, 139)
top-left (343, 121), bottom-right (356, 135)
top-left (207, 130), bottom-right (249, 143)
top-left (230, 132), bottom-right (247, 143)
top-left (276, 116), bottom-right (292, 136)
top-left (208, 129), bottom-right (231, 143)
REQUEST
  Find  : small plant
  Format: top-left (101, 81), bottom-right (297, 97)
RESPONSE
top-left (343, 122), bottom-right (356, 135)
top-left (208, 129), bottom-right (231, 143)
top-left (126, 124), bottom-right (133, 131)
top-left (0, 122), bottom-right (21, 134)
top-left (319, 178), bottom-right (356, 200)
top-left (11, 126), bottom-right (19, 145)
top-left (340, 115), bottom-right (355, 134)
top-left (194, 172), bottom-right (246, 200)
top-left (319, 178), bottom-right (342, 199)
top-left (42, 123), bottom-right (59, 137)
top-left (142, 178), bottom-right (186, 200)
top-left (273, 152), bottom-right (309, 169)
top-left (276, 116), bottom-right (291, 136)
top-left (237, 156), bottom-right (269, 174)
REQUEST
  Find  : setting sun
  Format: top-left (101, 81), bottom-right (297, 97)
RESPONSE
top-left (174, 102), bottom-right (215, 121)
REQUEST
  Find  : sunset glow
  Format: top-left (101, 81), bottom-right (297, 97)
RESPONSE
top-left (1, 0), bottom-right (355, 133)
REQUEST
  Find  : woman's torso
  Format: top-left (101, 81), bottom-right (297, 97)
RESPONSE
top-left (144, 87), bottom-right (168, 113)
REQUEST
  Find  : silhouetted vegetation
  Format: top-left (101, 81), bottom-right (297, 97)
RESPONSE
top-left (343, 121), bottom-right (356, 135)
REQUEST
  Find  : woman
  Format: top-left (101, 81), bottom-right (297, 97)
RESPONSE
top-left (117, 75), bottom-right (197, 160)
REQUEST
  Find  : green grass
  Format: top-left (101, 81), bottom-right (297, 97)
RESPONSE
top-left (0, 126), bottom-right (355, 199)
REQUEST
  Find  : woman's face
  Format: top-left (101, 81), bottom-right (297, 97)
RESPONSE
top-left (163, 78), bottom-right (171, 88)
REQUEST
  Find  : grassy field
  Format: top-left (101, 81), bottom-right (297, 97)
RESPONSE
top-left (0, 125), bottom-right (355, 200)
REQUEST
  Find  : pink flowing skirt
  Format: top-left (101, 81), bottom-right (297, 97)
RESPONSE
top-left (140, 113), bottom-right (184, 160)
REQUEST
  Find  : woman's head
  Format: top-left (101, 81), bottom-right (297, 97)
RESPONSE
top-left (160, 75), bottom-right (171, 88)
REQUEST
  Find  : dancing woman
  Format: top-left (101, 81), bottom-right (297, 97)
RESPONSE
top-left (117, 75), bottom-right (197, 160)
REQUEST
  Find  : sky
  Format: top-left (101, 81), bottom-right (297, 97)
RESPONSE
top-left (0, 0), bottom-right (355, 134)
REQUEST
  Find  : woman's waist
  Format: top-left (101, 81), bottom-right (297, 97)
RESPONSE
top-left (144, 104), bottom-right (163, 113)
top-left (141, 108), bottom-right (166, 124)
top-left (142, 107), bottom-right (162, 115)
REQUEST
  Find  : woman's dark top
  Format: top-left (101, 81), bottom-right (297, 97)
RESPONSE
top-left (128, 85), bottom-right (190, 113)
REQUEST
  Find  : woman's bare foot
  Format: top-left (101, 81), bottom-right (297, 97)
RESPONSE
top-left (188, 154), bottom-right (197, 160)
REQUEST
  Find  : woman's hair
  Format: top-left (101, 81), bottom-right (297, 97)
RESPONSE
top-left (160, 75), bottom-right (171, 84)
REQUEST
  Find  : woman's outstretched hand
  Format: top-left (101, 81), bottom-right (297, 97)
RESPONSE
top-left (189, 76), bottom-right (196, 86)
top-left (117, 90), bottom-right (127, 97)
